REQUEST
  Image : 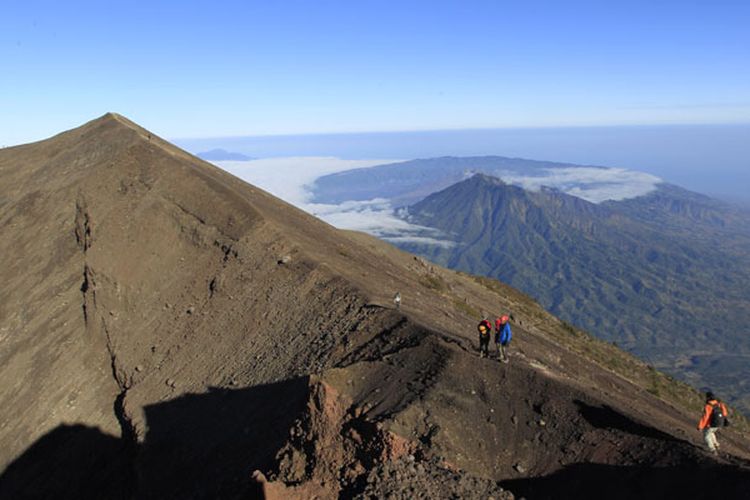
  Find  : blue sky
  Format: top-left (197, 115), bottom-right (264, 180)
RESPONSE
top-left (2, 0), bottom-right (749, 145)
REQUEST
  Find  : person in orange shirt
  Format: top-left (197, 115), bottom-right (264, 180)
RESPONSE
top-left (697, 391), bottom-right (729, 455)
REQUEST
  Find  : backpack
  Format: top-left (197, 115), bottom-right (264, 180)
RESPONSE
top-left (709, 402), bottom-right (725, 428)
top-left (479, 320), bottom-right (491, 336)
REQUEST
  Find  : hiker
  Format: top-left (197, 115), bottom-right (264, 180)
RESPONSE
top-left (697, 391), bottom-right (729, 455)
top-left (393, 292), bottom-right (401, 310)
top-left (477, 319), bottom-right (492, 358)
top-left (495, 315), bottom-right (512, 363)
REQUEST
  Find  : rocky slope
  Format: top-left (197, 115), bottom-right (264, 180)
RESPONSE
top-left (1, 115), bottom-right (749, 499)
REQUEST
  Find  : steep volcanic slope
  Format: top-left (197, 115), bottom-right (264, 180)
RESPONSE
top-left (0, 115), bottom-right (749, 499)
top-left (402, 174), bottom-right (750, 412)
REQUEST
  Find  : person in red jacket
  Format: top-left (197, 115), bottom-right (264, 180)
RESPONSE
top-left (697, 391), bottom-right (729, 455)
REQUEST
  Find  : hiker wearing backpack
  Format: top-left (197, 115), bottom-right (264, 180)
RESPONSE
top-left (478, 319), bottom-right (492, 358)
top-left (495, 315), bottom-right (512, 363)
top-left (697, 391), bottom-right (729, 455)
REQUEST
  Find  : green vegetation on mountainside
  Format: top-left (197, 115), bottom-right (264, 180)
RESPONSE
top-left (400, 174), bottom-right (750, 414)
top-left (469, 273), bottom-right (750, 434)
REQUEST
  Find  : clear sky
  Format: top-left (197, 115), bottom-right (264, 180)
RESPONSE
top-left (2, 0), bottom-right (749, 145)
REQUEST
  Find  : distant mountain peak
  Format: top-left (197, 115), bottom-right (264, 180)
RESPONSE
top-left (468, 172), bottom-right (505, 185)
top-left (197, 148), bottom-right (255, 161)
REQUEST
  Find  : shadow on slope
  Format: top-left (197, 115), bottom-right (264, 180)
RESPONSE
top-left (503, 402), bottom-right (750, 499)
top-left (501, 461), bottom-right (750, 500)
top-left (0, 377), bottom-right (311, 500)
top-left (575, 399), bottom-right (679, 442)
top-left (0, 424), bottom-right (132, 500)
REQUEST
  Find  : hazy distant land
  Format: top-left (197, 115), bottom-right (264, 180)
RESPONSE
top-left (176, 124), bottom-right (750, 205)
top-left (196, 148), bottom-right (255, 161)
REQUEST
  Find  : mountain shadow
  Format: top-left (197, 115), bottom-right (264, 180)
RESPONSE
top-left (501, 460), bottom-right (750, 500)
top-left (0, 377), bottom-right (310, 500)
top-left (574, 400), bottom-right (678, 442)
top-left (0, 424), bottom-right (132, 500)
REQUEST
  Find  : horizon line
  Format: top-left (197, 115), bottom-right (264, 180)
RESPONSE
top-left (171, 121), bottom-right (750, 142)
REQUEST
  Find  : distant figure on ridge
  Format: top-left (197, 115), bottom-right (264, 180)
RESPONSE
top-left (697, 391), bottom-right (729, 455)
top-left (477, 318), bottom-right (492, 358)
top-left (495, 315), bottom-right (512, 363)
top-left (393, 292), bottom-right (401, 310)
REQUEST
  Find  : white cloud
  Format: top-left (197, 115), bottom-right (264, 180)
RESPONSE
top-left (212, 157), bottom-right (456, 247)
top-left (215, 157), bottom-right (385, 206)
top-left (382, 236), bottom-right (458, 248)
top-left (307, 198), bottom-right (453, 242)
top-left (496, 167), bottom-right (662, 203)
top-left (211, 157), bottom-right (661, 248)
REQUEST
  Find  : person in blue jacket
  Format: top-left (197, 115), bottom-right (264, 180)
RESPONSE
top-left (495, 315), bottom-right (512, 363)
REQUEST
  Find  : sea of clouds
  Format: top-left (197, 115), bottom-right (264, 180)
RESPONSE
top-left (495, 167), bottom-right (661, 203)
top-left (215, 157), bottom-right (454, 246)
top-left (214, 157), bottom-right (662, 245)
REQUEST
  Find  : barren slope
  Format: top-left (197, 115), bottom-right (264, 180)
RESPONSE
top-left (0, 114), bottom-right (748, 499)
